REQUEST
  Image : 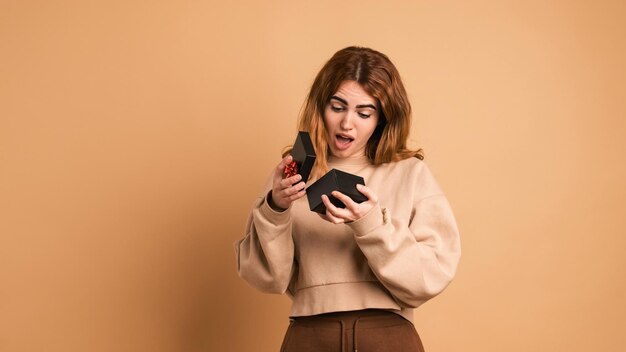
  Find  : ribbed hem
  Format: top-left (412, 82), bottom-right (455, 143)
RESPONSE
top-left (347, 203), bottom-right (385, 236)
top-left (258, 192), bottom-right (291, 225)
top-left (289, 281), bottom-right (414, 323)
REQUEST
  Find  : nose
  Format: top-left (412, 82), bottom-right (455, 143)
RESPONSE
top-left (340, 111), bottom-right (356, 130)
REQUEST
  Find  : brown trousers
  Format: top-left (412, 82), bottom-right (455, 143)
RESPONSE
top-left (280, 309), bottom-right (425, 352)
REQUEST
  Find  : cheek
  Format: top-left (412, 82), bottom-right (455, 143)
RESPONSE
top-left (361, 120), bottom-right (379, 139)
top-left (323, 110), bottom-right (340, 128)
top-left (322, 112), bottom-right (335, 137)
top-left (322, 113), bottom-right (330, 128)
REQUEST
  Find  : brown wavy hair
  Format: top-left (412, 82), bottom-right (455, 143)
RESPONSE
top-left (284, 46), bottom-right (423, 179)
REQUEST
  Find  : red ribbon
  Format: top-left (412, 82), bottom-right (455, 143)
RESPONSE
top-left (283, 161), bottom-right (298, 178)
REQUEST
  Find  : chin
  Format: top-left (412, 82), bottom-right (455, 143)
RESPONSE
top-left (332, 150), bottom-right (353, 158)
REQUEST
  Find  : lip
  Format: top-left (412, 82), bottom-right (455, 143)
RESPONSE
top-left (334, 133), bottom-right (354, 151)
top-left (336, 133), bottom-right (355, 140)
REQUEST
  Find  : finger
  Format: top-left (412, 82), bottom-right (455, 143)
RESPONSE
top-left (275, 181), bottom-right (305, 203)
top-left (324, 210), bottom-right (344, 224)
top-left (356, 184), bottom-right (378, 203)
top-left (274, 155), bottom-right (293, 176)
top-left (288, 189), bottom-right (306, 201)
top-left (322, 194), bottom-right (349, 221)
top-left (331, 191), bottom-right (358, 212)
top-left (321, 204), bottom-right (344, 224)
top-left (280, 174), bottom-right (302, 188)
top-left (284, 182), bottom-right (305, 196)
top-left (281, 154), bottom-right (293, 167)
top-left (317, 212), bottom-right (340, 223)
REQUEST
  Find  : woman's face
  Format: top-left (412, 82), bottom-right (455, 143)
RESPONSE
top-left (323, 81), bottom-right (380, 159)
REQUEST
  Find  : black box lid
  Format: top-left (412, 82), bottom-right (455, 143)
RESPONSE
top-left (291, 131), bottom-right (316, 183)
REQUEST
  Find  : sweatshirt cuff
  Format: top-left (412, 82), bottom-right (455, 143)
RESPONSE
top-left (346, 203), bottom-right (386, 237)
top-left (258, 191), bottom-right (291, 225)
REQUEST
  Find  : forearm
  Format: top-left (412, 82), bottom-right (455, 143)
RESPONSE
top-left (235, 195), bottom-right (295, 294)
top-left (348, 196), bottom-right (461, 307)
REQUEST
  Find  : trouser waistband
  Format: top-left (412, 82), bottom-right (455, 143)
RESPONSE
top-left (289, 309), bottom-right (409, 352)
top-left (291, 309), bottom-right (407, 328)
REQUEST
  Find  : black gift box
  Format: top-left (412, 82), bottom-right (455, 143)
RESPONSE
top-left (306, 168), bottom-right (367, 214)
top-left (291, 131), bottom-right (316, 184)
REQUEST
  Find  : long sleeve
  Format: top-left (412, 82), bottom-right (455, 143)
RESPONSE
top-left (234, 193), bottom-right (296, 294)
top-left (347, 165), bottom-right (461, 308)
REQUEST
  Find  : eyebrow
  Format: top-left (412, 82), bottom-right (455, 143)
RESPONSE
top-left (330, 96), bottom-right (377, 110)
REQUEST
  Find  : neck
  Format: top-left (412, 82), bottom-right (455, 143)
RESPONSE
top-left (327, 153), bottom-right (371, 167)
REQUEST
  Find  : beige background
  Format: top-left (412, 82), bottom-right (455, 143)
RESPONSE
top-left (1, 1), bottom-right (625, 351)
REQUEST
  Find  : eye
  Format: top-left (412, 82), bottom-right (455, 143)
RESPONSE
top-left (358, 112), bottom-right (371, 118)
top-left (330, 105), bottom-right (344, 112)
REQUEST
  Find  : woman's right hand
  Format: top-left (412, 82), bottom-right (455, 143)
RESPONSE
top-left (268, 155), bottom-right (307, 211)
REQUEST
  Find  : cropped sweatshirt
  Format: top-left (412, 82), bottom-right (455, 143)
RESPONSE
top-left (235, 154), bottom-right (461, 323)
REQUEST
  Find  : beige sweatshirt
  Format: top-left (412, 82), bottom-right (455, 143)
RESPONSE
top-left (235, 154), bottom-right (461, 323)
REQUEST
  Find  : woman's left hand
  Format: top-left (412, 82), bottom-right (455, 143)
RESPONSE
top-left (319, 184), bottom-right (378, 224)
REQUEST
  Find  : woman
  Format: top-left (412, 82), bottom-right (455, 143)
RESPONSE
top-left (235, 46), bottom-right (461, 352)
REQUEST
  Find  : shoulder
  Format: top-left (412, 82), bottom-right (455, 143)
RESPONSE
top-left (379, 157), bottom-right (443, 197)
top-left (379, 156), bottom-right (429, 177)
top-left (393, 156), bottom-right (426, 170)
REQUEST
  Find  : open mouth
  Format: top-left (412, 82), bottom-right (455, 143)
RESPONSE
top-left (335, 134), bottom-right (354, 150)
